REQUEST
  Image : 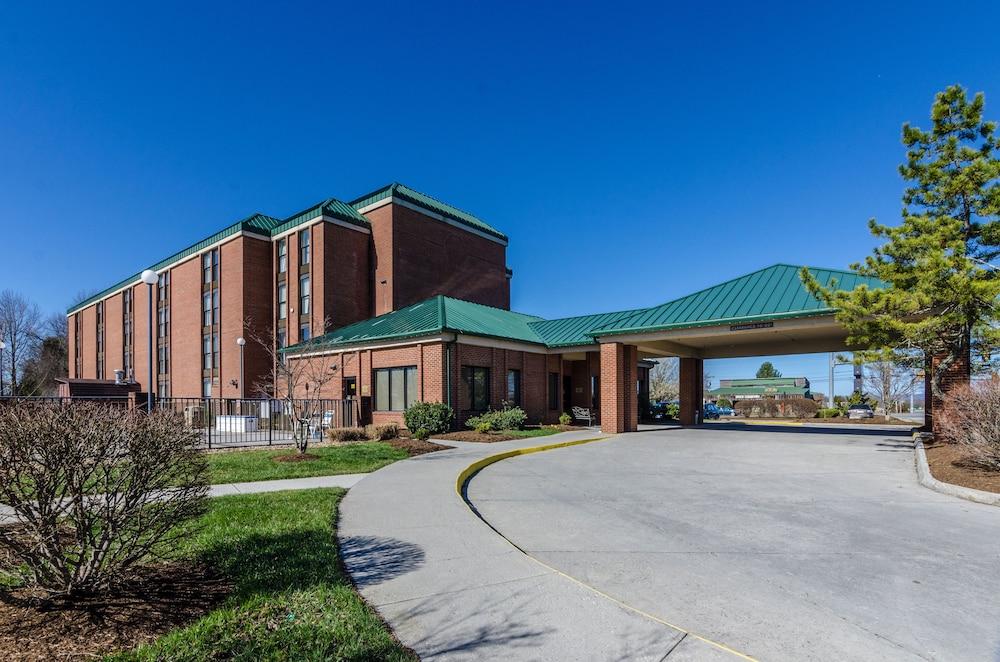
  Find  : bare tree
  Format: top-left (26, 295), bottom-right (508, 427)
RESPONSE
top-left (648, 358), bottom-right (679, 402)
top-left (862, 350), bottom-right (920, 413)
top-left (247, 318), bottom-right (341, 454)
top-left (0, 290), bottom-right (42, 395)
top-left (19, 313), bottom-right (69, 396)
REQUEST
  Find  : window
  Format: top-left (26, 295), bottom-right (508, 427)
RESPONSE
top-left (74, 314), bottom-right (82, 377)
top-left (278, 284), bottom-right (287, 319)
top-left (202, 379), bottom-right (212, 398)
top-left (276, 329), bottom-right (286, 349)
top-left (374, 366), bottom-right (418, 411)
top-left (462, 366), bottom-right (490, 411)
top-left (158, 345), bottom-right (169, 374)
top-left (299, 275), bottom-right (310, 315)
top-left (123, 289), bottom-right (133, 377)
top-left (591, 375), bottom-right (600, 410)
top-left (157, 272), bottom-right (169, 302)
top-left (506, 369), bottom-right (521, 405)
top-left (203, 334), bottom-right (212, 370)
top-left (548, 372), bottom-right (560, 410)
top-left (299, 229), bottom-right (310, 265)
top-left (202, 253), bottom-right (212, 284)
top-left (202, 292), bottom-right (212, 326)
top-left (95, 302), bottom-right (104, 380)
top-left (211, 249), bottom-right (219, 282)
top-left (277, 238), bottom-right (287, 273)
top-left (300, 323), bottom-right (310, 342)
top-left (212, 289), bottom-right (220, 325)
top-left (212, 332), bottom-right (219, 369)
top-left (158, 378), bottom-right (170, 398)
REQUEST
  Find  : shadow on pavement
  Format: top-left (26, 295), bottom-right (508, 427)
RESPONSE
top-left (339, 535), bottom-right (426, 588)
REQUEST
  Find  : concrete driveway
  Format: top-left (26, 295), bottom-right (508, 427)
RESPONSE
top-left (468, 425), bottom-right (1000, 661)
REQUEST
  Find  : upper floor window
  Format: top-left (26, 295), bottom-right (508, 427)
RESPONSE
top-left (203, 249), bottom-right (219, 284)
top-left (278, 284), bottom-right (287, 320)
top-left (202, 292), bottom-right (212, 327)
top-left (300, 323), bottom-right (310, 342)
top-left (157, 272), bottom-right (169, 301)
top-left (299, 229), bottom-right (310, 265)
top-left (299, 275), bottom-right (310, 314)
top-left (277, 238), bottom-right (287, 274)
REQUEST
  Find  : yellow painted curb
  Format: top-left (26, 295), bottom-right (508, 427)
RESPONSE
top-left (456, 435), bottom-right (758, 661)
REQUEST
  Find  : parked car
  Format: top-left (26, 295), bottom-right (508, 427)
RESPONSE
top-left (717, 406), bottom-right (734, 416)
top-left (702, 403), bottom-right (721, 420)
top-left (847, 404), bottom-right (874, 419)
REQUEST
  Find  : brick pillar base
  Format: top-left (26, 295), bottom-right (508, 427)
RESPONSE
top-left (679, 358), bottom-right (704, 426)
top-left (600, 342), bottom-right (638, 434)
top-left (925, 348), bottom-right (971, 435)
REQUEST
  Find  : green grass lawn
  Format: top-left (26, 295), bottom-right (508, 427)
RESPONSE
top-left (111, 489), bottom-right (414, 661)
top-left (207, 442), bottom-right (408, 484)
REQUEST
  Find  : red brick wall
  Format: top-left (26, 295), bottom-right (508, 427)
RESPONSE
top-left (449, 344), bottom-right (553, 427)
top-left (320, 223), bottom-right (371, 330)
top-left (242, 236), bottom-right (273, 397)
top-left (926, 349), bottom-right (971, 434)
top-left (679, 357), bottom-right (704, 426)
top-left (170, 256), bottom-right (202, 397)
top-left (104, 293), bottom-right (123, 379)
top-left (67, 313), bottom-right (77, 379)
top-left (79, 305), bottom-right (96, 378)
top-left (600, 342), bottom-right (639, 433)
top-left (361, 202), bottom-right (508, 314)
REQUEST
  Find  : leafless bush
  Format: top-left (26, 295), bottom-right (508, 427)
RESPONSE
top-left (733, 398), bottom-right (817, 418)
top-left (365, 422), bottom-right (399, 441)
top-left (328, 427), bottom-right (368, 443)
top-left (937, 381), bottom-right (1000, 470)
top-left (0, 402), bottom-right (208, 596)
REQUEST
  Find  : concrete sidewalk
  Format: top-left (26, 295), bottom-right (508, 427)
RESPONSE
top-left (339, 430), bottom-right (745, 661)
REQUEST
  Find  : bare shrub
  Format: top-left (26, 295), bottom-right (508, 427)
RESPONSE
top-left (0, 402), bottom-right (208, 596)
top-left (328, 427), bottom-right (369, 443)
top-left (364, 422), bottom-right (399, 441)
top-left (937, 381), bottom-right (1000, 470)
top-left (733, 398), bottom-right (817, 418)
top-left (782, 398), bottom-right (819, 418)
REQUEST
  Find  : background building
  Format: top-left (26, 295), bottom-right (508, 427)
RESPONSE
top-left (708, 377), bottom-right (812, 402)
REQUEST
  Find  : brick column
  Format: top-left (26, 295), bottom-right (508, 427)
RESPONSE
top-left (600, 342), bottom-right (638, 434)
top-left (925, 349), bottom-right (971, 435)
top-left (679, 357), bottom-right (704, 426)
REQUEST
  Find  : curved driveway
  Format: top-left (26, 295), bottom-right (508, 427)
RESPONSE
top-left (469, 425), bottom-right (1000, 661)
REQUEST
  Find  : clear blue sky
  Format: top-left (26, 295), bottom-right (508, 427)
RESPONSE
top-left (2, 1), bottom-right (997, 396)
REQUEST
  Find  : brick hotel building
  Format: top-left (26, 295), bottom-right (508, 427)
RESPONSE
top-left (71, 182), bottom-right (911, 434)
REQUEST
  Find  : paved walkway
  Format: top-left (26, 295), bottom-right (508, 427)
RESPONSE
top-left (339, 430), bottom-right (744, 661)
top-left (470, 426), bottom-right (1000, 661)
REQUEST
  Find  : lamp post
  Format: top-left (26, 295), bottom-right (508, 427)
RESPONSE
top-left (0, 339), bottom-right (6, 397)
top-left (236, 336), bottom-right (246, 400)
top-left (140, 269), bottom-right (158, 411)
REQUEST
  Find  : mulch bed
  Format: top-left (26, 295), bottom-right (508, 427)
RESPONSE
top-left (924, 443), bottom-right (1000, 494)
top-left (0, 562), bottom-right (230, 661)
top-left (432, 425), bottom-right (582, 443)
top-left (272, 452), bottom-right (320, 462)
top-left (387, 437), bottom-right (450, 456)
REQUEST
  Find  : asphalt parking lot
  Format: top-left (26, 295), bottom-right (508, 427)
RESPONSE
top-left (468, 425), bottom-right (1000, 661)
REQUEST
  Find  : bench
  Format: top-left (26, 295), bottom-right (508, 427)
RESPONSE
top-left (572, 406), bottom-right (596, 426)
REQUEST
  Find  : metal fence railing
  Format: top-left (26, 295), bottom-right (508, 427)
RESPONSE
top-left (156, 397), bottom-right (357, 449)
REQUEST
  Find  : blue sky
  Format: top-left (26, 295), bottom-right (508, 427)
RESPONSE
top-left (2, 1), bottom-right (997, 396)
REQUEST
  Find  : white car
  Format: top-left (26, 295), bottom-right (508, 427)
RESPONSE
top-left (847, 404), bottom-right (874, 419)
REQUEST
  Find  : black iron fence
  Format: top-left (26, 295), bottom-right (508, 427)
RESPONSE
top-left (156, 397), bottom-right (358, 449)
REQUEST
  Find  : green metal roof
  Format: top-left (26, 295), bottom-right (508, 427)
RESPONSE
top-left (528, 308), bottom-right (647, 348)
top-left (67, 198), bottom-right (369, 315)
top-left (285, 264), bottom-right (884, 354)
top-left (708, 385), bottom-right (809, 396)
top-left (350, 182), bottom-right (508, 242)
top-left (591, 264), bottom-right (884, 337)
top-left (285, 295), bottom-right (544, 352)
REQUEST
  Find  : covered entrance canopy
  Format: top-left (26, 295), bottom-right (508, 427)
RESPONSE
top-left (590, 264), bottom-right (884, 431)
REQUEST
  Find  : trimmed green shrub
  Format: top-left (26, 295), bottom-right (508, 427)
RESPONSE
top-left (473, 421), bottom-right (493, 434)
top-left (816, 407), bottom-right (841, 418)
top-left (559, 412), bottom-right (572, 426)
top-left (328, 426), bottom-right (368, 442)
top-left (403, 402), bottom-right (454, 437)
top-left (364, 422), bottom-right (400, 441)
top-left (412, 428), bottom-right (430, 441)
top-left (466, 405), bottom-right (527, 432)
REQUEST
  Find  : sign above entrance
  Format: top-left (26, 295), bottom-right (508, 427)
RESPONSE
top-left (729, 321), bottom-right (774, 331)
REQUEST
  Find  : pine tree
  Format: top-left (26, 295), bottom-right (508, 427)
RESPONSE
top-left (802, 85), bottom-right (1000, 399)
top-left (756, 361), bottom-right (781, 379)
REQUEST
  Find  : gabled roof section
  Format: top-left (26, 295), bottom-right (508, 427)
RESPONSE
top-left (350, 182), bottom-right (508, 242)
top-left (67, 212), bottom-right (283, 314)
top-left (528, 308), bottom-right (648, 348)
top-left (590, 264), bottom-right (884, 337)
top-left (285, 295), bottom-right (545, 353)
top-left (269, 197), bottom-right (371, 237)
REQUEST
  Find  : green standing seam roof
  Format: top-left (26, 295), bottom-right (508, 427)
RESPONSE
top-left (708, 385), bottom-right (810, 396)
top-left (285, 295), bottom-right (545, 352)
top-left (284, 264), bottom-right (886, 355)
top-left (67, 198), bottom-right (371, 315)
top-left (589, 264), bottom-right (884, 337)
top-left (349, 182), bottom-right (508, 242)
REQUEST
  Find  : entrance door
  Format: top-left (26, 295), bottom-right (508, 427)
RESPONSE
top-left (563, 376), bottom-right (572, 413)
top-left (342, 377), bottom-right (357, 400)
